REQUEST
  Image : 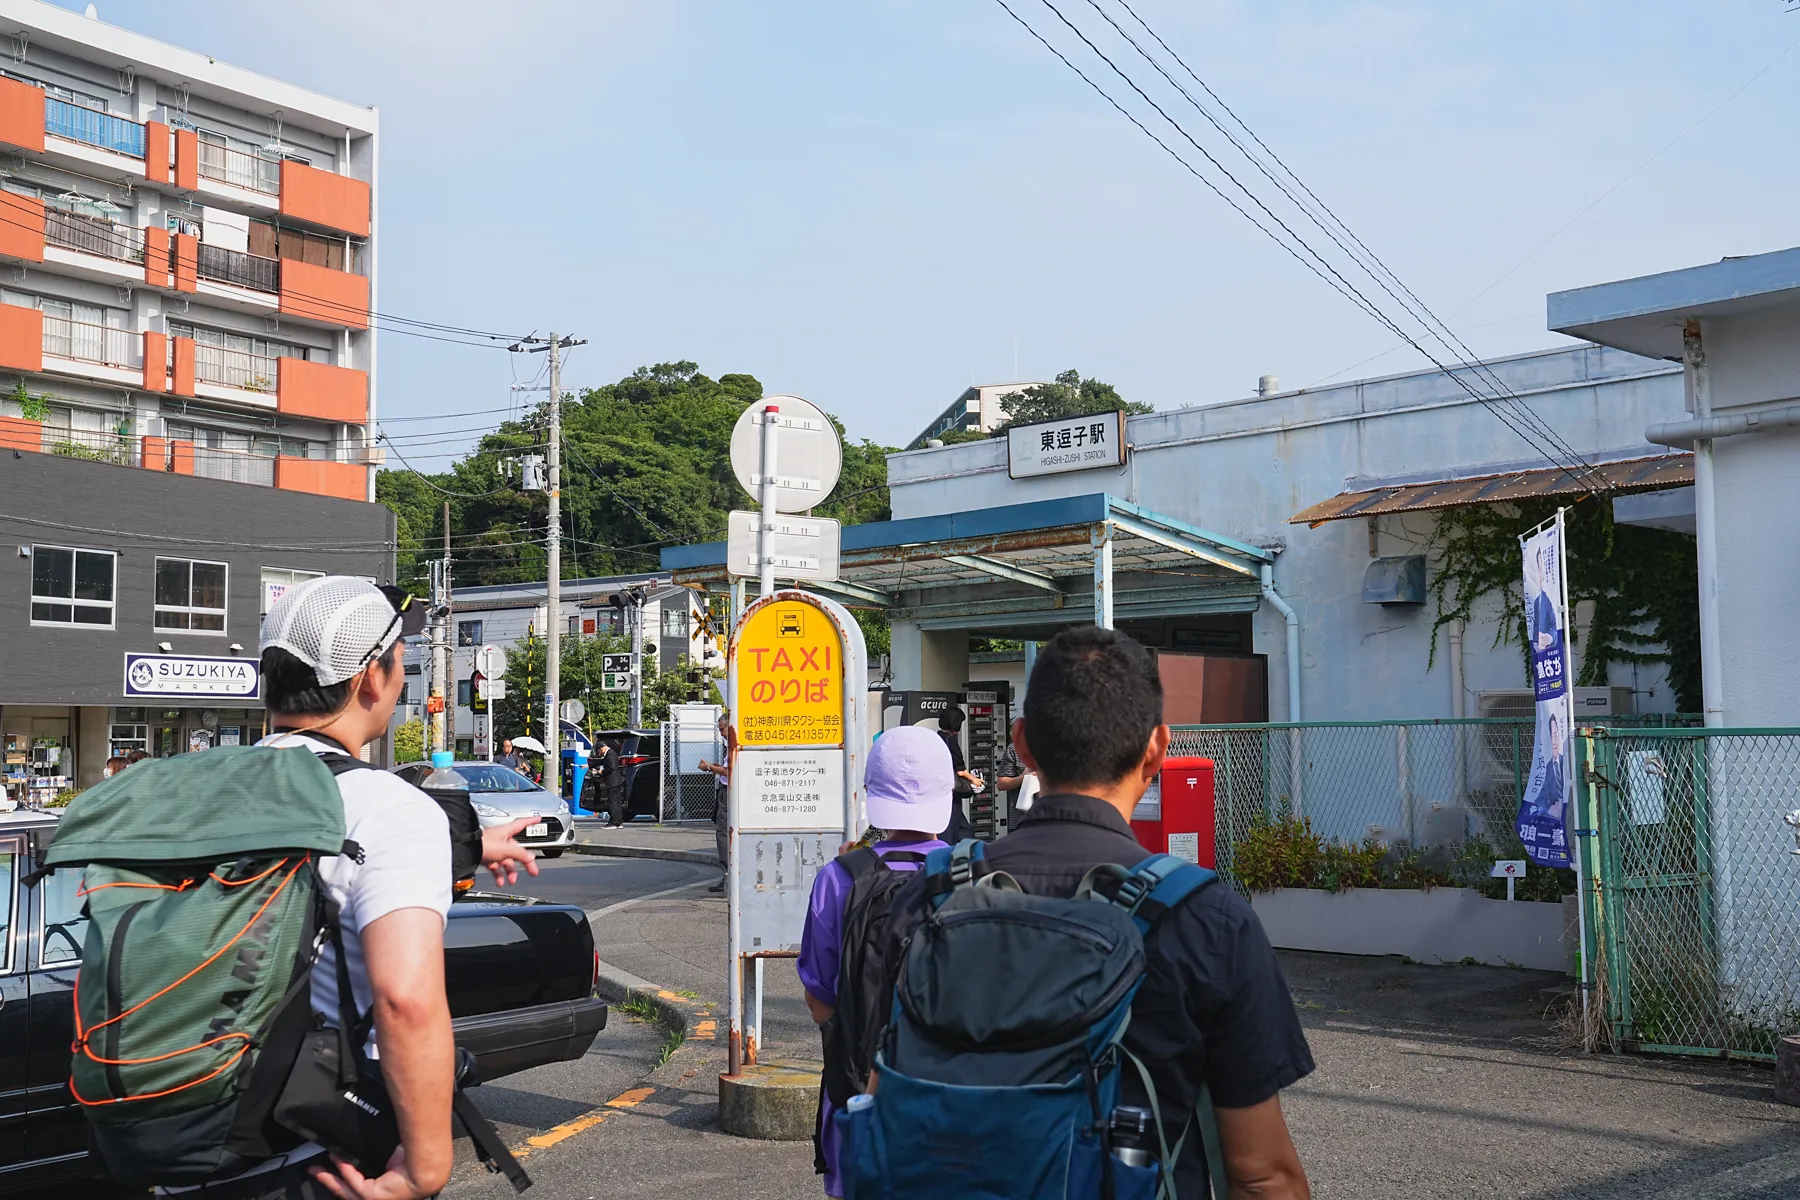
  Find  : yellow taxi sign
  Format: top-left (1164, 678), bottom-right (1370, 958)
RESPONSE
top-left (735, 598), bottom-right (844, 746)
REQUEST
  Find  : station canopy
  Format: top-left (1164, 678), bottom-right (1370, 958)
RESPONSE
top-left (662, 493), bottom-right (1272, 632)
top-left (1287, 454), bottom-right (1693, 527)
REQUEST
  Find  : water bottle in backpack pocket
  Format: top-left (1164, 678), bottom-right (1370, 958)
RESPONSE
top-left (837, 840), bottom-right (1222, 1200)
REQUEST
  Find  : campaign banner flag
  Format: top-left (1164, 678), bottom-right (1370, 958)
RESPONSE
top-left (1518, 518), bottom-right (1573, 868)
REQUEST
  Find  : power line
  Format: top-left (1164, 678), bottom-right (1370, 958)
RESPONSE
top-left (379, 435), bottom-right (517, 498)
top-left (1008, 0), bottom-right (1610, 489)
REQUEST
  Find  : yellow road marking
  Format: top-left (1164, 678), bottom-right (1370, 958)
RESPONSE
top-left (523, 1111), bottom-right (606, 1151)
top-left (606, 1086), bottom-right (656, 1109)
top-left (693, 1020), bottom-right (717, 1040)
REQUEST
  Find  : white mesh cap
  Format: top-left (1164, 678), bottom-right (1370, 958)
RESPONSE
top-left (260, 576), bottom-right (401, 686)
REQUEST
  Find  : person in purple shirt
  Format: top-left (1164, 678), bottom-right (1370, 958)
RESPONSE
top-left (798, 726), bottom-right (952, 1198)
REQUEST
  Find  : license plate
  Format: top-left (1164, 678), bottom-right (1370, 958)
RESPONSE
top-left (526, 822), bottom-right (549, 838)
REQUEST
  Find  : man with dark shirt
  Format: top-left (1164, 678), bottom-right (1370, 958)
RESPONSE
top-left (890, 626), bottom-right (1313, 1197)
top-left (496, 736), bottom-right (526, 773)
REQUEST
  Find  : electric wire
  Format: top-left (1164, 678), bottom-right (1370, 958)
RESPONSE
top-left (1009, 0), bottom-right (1610, 488)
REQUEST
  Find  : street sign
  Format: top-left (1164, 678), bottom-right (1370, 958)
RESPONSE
top-left (476, 643), bottom-right (507, 678)
top-left (478, 678), bottom-right (506, 700)
top-left (560, 698), bottom-right (586, 724)
top-left (1006, 410), bottom-right (1128, 479)
top-left (725, 589), bottom-right (868, 1074)
top-left (729, 394), bottom-right (842, 514)
top-left (1491, 859), bottom-right (1528, 901)
top-left (470, 670), bottom-right (487, 714)
top-left (602, 653), bottom-right (632, 674)
top-left (725, 510), bottom-right (841, 582)
top-left (601, 672), bottom-right (630, 693)
top-left (734, 598), bottom-right (844, 747)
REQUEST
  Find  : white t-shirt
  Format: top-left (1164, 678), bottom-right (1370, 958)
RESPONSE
top-left (163, 732), bottom-right (451, 1190)
top-left (256, 731), bottom-right (452, 1036)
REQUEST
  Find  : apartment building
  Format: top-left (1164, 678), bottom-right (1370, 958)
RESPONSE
top-left (0, 2), bottom-right (390, 798)
top-left (905, 381), bottom-right (1044, 450)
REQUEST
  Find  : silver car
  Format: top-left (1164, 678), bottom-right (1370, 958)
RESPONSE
top-left (391, 760), bottom-right (576, 857)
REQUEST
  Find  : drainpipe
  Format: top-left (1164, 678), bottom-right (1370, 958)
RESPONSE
top-left (1449, 619), bottom-right (1467, 801)
top-left (1681, 320), bottom-right (1726, 728)
top-left (1261, 560), bottom-right (1303, 818)
top-left (1647, 402), bottom-right (1800, 449)
top-left (1259, 562), bottom-right (1300, 722)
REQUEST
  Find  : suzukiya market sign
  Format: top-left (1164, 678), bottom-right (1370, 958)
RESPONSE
top-left (123, 653), bottom-right (260, 701)
top-left (1007, 410), bottom-right (1128, 479)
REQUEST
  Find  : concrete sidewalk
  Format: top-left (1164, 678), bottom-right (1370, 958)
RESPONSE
top-left (570, 817), bottom-right (720, 865)
top-left (569, 879), bottom-right (1800, 1199)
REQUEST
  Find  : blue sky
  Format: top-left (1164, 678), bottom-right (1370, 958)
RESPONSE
top-left (87, 0), bottom-right (1800, 458)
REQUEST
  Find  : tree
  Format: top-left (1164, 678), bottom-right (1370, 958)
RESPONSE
top-left (392, 718), bottom-right (425, 763)
top-left (376, 362), bottom-right (898, 590)
top-left (994, 369), bottom-right (1152, 431)
top-left (493, 630), bottom-right (718, 739)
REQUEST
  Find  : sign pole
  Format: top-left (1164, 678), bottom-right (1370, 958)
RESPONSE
top-left (757, 403), bottom-right (779, 598)
top-left (1557, 506), bottom-right (1596, 1048)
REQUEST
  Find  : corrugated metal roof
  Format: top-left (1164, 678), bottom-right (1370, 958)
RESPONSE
top-left (1288, 455), bottom-right (1693, 526)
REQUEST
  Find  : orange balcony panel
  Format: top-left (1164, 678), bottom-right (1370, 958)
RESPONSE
top-left (277, 357), bottom-right (368, 424)
top-left (279, 161), bottom-right (370, 238)
top-left (140, 433), bottom-right (167, 470)
top-left (171, 336), bottom-right (196, 397)
top-left (170, 439), bottom-right (195, 476)
top-left (174, 128), bottom-right (198, 191)
top-left (0, 303), bottom-right (42, 373)
top-left (173, 232), bottom-right (198, 292)
top-left (0, 77), bottom-right (43, 154)
top-left (0, 415), bottom-right (39, 453)
top-left (280, 258), bottom-right (369, 330)
top-left (143, 226), bottom-right (170, 288)
top-left (143, 331), bottom-right (168, 392)
top-left (0, 190), bottom-right (43, 264)
top-left (144, 120), bottom-right (170, 183)
top-left (277, 457), bottom-right (368, 502)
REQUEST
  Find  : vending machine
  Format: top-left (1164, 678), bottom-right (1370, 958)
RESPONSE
top-left (962, 681), bottom-right (1012, 839)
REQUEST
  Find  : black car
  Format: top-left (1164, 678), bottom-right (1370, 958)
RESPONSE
top-left (0, 810), bottom-right (608, 1192)
top-left (582, 728), bottom-right (663, 821)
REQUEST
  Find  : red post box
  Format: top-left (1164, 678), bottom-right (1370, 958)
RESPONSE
top-left (1130, 756), bottom-right (1216, 867)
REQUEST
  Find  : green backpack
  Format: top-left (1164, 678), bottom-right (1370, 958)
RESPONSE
top-left (41, 745), bottom-right (367, 1185)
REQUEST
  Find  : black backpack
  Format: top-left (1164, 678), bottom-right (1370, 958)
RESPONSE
top-left (819, 846), bottom-right (929, 1109)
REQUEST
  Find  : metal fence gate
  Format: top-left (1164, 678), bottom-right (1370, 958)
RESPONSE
top-left (657, 716), bottom-right (725, 822)
top-left (1586, 727), bottom-right (1800, 1060)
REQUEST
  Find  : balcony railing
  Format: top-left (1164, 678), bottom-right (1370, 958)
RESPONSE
top-left (44, 424), bottom-right (135, 466)
top-left (185, 341), bottom-right (279, 393)
top-left (192, 445), bottom-right (275, 487)
top-left (197, 141), bottom-right (279, 196)
top-left (45, 208), bottom-right (146, 264)
top-left (44, 98), bottom-right (146, 158)
top-left (42, 316), bottom-right (142, 370)
top-left (194, 242), bottom-right (280, 294)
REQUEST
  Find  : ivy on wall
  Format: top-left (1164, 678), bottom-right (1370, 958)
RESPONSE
top-left (1427, 497), bottom-right (1701, 711)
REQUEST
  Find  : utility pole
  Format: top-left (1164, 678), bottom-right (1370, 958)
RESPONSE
top-left (629, 590), bottom-right (645, 728)
top-left (511, 331), bottom-right (586, 792)
top-left (758, 402), bottom-right (779, 598)
top-left (546, 332), bottom-right (561, 783)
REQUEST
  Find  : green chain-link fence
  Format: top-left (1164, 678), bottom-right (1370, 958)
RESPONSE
top-left (1584, 727), bottom-right (1800, 1061)
top-left (1170, 719), bottom-right (1549, 891)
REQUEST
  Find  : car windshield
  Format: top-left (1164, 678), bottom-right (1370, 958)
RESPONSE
top-left (453, 764), bottom-right (543, 793)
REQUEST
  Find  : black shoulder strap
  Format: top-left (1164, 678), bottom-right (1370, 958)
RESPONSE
top-left (319, 751), bottom-right (374, 777)
top-left (874, 850), bottom-right (928, 867)
top-left (836, 846), bottom-right (883, 880)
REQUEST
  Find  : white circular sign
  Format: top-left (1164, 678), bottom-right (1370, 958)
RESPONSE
top-left (560, 698), bottom-right (586, 724)
top-left (477, 643), bottom-right (506, 677)
top-left (729, 394), bottom-right (843, 514)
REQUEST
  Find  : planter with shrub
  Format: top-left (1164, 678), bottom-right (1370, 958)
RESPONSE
top-left (1232, 808), bottom-right (1575, 972)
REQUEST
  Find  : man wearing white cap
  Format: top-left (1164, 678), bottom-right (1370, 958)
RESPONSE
top-left (234, 577), bottom-right (465, 1200)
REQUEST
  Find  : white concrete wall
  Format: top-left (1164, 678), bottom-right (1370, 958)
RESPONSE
top-left (887, 345), bottom-right (1689, 722)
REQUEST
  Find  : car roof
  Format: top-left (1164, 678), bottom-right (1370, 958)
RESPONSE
top-left (0, 809), bottom-right (61, 833)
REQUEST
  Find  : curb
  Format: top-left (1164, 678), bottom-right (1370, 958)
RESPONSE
top-left (570, 842), bottom-right (720, 866)
top-left (592, 958), bottom-right (704, 1037)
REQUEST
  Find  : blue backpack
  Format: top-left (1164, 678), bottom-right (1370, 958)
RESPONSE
top-left (837, 840), bottom-right (1227, 1200)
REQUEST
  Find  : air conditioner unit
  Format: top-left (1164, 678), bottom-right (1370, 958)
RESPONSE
top-left (1476, 687), bottom-right (1634, 720)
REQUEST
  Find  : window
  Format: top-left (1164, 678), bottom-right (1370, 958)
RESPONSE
top-left (454, 738), bottom-right (474, 760)
top-left (398, 682), bottom-right (410, 706)
top-left (568, 615), bottom-right (580, 635)
top-left (661, 606), bottom-right (689, 639)
top-left (155, 558), bottom-right (228, 632)
top-left (457, 620), bottom-right (482, 647)
top-left (110, 724), bottom-right (148, 757)
top-left (39, 865), bottom-right (89, 967)
top-left (30, 544), bottom-right (115, 626)
top-left (456, 678), bottom-right (472, 708)
top-left (262, 567), bottom-right (323, 615)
